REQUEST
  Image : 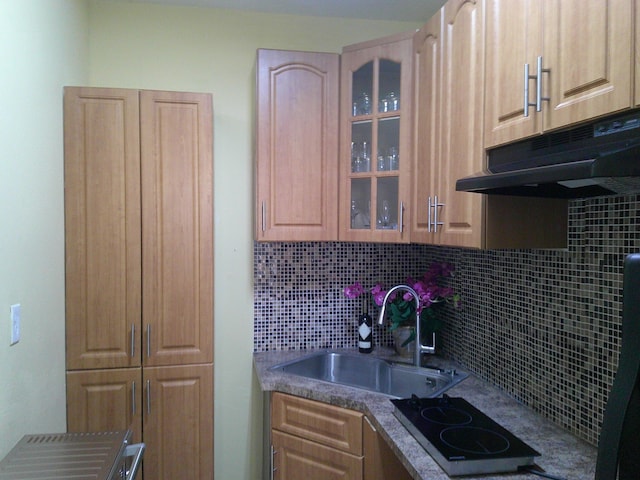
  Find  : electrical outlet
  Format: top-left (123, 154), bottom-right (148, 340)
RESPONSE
top-left (10, 304), bottom-right (20, 345)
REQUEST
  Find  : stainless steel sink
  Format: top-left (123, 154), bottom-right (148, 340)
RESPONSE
top-left (269, 351), bottom-right (468, 398)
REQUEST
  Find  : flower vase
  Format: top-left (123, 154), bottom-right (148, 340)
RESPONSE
top-left (392, 326), bottom-right (415, 358)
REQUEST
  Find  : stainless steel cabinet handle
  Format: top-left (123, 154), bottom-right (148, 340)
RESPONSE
top-left (399, 201), bottom-right (404, 233)
top-left (146, 324), bottom-right (151, 358)
top-left (536, 56), bottom-right (550, 112)
top-left (270, 445), bottom-right (277, 480)
top-left (132, 381), bottom-right (136, 416)
top-left (427, 197), bottom-right (433, 232)
top-left (146, 379), bottom-right (151, 415)
top-left (524, 62), bottom-right (530, 117)
top-left (433, 195), bottom-right (444, 233)
top-left (262, 201), bottom-right (266, 232)
top-left (524, 57), bottom-right (549, 116)
top-left (130, 324), bottom-right (135, 358)
top-left (524, 63), bottom-right (537, 117)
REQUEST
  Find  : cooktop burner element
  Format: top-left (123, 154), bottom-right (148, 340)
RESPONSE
top-left (392, 395), bottom-right (540, 476)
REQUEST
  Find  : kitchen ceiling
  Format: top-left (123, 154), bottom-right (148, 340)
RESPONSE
top-left (100, 0), bottom-right (446, 22)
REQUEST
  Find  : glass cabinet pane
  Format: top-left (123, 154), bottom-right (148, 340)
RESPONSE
top-left (376, 177), bottom-right (399, 230)
top-left (351, 121), bottom-right (372, 173)
top-left (352, 62), bottom-right (373, 116)
top-left (378, 60), bottom-right (401, 113)
top-left (377, 117), bottom-right (400, 172)
top-left (350, 178), bottom-right (371, 229)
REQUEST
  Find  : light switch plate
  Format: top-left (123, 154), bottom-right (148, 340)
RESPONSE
top-left (10, 304), bottom-right (20, 345)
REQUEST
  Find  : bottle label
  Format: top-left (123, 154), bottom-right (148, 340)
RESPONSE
top-left (359, 340), bottom-right (372, 349)
top-left (359, 322), bottom-right (372, 339)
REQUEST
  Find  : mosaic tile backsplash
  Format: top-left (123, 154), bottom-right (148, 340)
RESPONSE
top-left (254, 194), bottom-right (640, 446)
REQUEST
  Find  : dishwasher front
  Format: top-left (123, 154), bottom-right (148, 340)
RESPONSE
top-left (0, 430), bottom-right (144, 480)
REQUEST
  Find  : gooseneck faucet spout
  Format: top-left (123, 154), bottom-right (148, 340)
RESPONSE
top-left (377, 284), bottom-right (436, 368)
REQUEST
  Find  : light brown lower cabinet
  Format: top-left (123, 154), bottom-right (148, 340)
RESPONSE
top-left (272, 430), bottom-right (362, 480)
top-left (363, 416), bottom-right (413, 480)
top-left (270, 392), bottom-right (411, 480)
top-left (67, 364), bottom-right (213, 480)
top-left (66, 368), bottom-right (143, 444)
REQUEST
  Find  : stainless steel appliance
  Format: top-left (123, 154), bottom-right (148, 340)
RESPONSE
top-left (596, 253), bottom-right (640, 480)
top-left (392, 395), bottom-right (540, 476)
top-left (0, 431), bottom-right (144, 480)
top-left (456, 110), bottom-right (640, 198)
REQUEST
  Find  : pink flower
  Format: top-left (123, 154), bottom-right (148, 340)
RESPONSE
top-left (343, 282), bottom-right (365, 299)
top-left (371, 283), bottom-right (388, 306)
top-left (343, 262), bottom-right (460, 329)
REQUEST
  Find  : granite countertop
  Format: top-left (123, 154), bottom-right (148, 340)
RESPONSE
top-left (254, 348), bottom-right (597, 480)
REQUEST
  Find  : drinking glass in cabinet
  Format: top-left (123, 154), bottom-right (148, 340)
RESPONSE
top-left (377, 153), bottom-right (388, 172)
top-left (379, 92), bottom-right (400, 112)
top-left (388, 146), bottom-right (399, 170)
top-left (352, 62), bottom-right (373, 117)
top-left (377, 117), bottom-right (399, 170)
top-left (377, 147), bottom-right (399, 171)
top-left (376, 177), bottom-right (398, 230)
top-left (353, 92), bottom-right (372, 116)
top-left (351, 121), bottom-right (372, 173)
top-left (351, 141), bottom-right (371, 173)
top-left (381, 200), bottom-right (391, 227)
top-left (379, 59), bottom-right (401, 112)
top-left (351, 178), bottom-right (371, 229)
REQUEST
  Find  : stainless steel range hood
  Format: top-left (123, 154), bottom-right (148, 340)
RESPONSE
top-left (456, 111), bottom-right (640, 198)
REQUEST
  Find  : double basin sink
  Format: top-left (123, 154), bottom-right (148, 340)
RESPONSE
top-left (269, 351), bottom-right (468, 398)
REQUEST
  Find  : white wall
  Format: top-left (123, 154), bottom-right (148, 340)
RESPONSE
top-left (87, 2), bottom-right (420, 478)
top-left (0, 0), bottom-right (89, 459)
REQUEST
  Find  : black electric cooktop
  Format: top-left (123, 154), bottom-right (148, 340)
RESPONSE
top-left (392, 395), bottom-right (540, 476)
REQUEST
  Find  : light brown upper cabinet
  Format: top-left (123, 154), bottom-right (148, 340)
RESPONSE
top-left (412, 10), bottom-right (443, 244)
top-left (412, 0), bottom-right (485, 248)
top-left (65, 87), bottom-right (213, 370)
top-left (484, 0), bottom-right (634, 148)
top-left (339, 31), bottom-right (414, 243)
top-left (256, 49), bottom-right (340, 241)
top-left (636, 0), bottom-right (640, 106)
top-left (65, 88), bottom-right (142, 370)
top-left (413, 0), bottom-right (568, 249)
top-left (139, 90), bottom-right (214, 367)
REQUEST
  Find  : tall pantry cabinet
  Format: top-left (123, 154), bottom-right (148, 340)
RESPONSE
top-left (64, 87), bottom-right (214, 480)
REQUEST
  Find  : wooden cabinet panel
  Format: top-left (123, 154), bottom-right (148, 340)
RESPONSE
top-left (363, 417), bottom-right (412, 480)
top-left (412, 9), bottom-right (442, 244)
top-left (484, 0), bottom-right (541, 147)
top-left (272, 430), bottom-right (362, 480)
top-left (271, 392), bottom-right (363, 455)
top-left (143, 364), bottom-right (213, 480)
top-left (64, 87), bottom-right (142, 370)
top-left (140, 91), bottom-right (214, 367)
top-left (485, 0), bottom-right (633, 148)
top-left (66, 368), bottom-right (142, 444)
top-left (434, 0), bottom-right (485, 248)
top-left (636, 0), bottom-right (640, 106)
top-left (543, 0), bottom-right (633, 131)
top-left (256, 49), bottom-right (339, 241)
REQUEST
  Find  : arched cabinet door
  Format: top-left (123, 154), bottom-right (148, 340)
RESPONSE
top-left (256, 49), bottom-right (339, 242)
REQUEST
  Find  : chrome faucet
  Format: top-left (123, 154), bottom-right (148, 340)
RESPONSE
top-left (377, 284), bottom-right (436, 368)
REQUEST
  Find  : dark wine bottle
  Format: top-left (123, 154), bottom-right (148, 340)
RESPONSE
top-left (358, 296), bottom-right (373, 353)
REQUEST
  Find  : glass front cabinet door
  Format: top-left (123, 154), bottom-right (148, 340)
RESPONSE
top-left (339, 32), bottom-right (414, 243)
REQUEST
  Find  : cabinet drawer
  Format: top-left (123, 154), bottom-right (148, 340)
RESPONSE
top-left (272, 430), bottom-right (363, 480)
top-left (271, 392), bottom-right (363, 455)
